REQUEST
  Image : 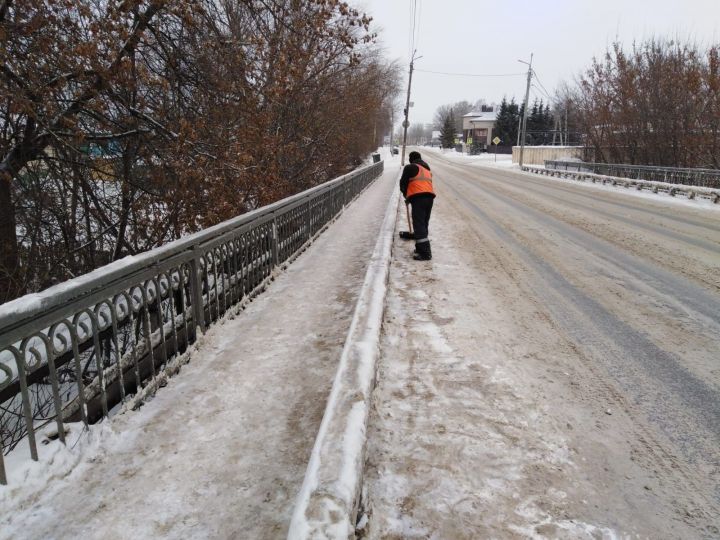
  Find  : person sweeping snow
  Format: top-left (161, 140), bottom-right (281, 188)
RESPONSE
top-left (400, 151), bottom-right (435, 260)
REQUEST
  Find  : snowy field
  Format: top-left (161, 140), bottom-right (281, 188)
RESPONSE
top-left (0, 154), bottom-right (401, 540)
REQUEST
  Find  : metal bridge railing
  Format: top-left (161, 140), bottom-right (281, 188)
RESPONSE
top-left (0, 160), bottom-right (384, 484)
top-left (545, 160), bottom-right (720, 189)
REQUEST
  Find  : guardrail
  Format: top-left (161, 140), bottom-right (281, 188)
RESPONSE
top-left (0, 160), bottom-right (384, 485)
top-left (524, 165), bottom-right (720, 203)
top-left (545, 160), bottom-right (720, 189)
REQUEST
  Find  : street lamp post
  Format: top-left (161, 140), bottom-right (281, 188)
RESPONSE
top-left (401, 51), bottom-right (422, 165)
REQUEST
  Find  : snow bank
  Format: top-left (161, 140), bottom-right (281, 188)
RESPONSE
top-left (287, 175), bottom-right (400, 539)
top-left (523, 165), bottom-right (720, 206)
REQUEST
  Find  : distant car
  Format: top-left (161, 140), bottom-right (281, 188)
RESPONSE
top-left (392, 146), bottom-right (399, 155)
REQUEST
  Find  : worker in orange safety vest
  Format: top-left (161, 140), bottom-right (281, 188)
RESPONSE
top-left (399, 151), bottom-right (436, 260)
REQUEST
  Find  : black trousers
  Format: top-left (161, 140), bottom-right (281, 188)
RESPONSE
top-left (410, 195), bottom-right (434, 243)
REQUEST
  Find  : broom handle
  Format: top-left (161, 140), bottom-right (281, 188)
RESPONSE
top-left (405, 201), bottom-right (413, 234)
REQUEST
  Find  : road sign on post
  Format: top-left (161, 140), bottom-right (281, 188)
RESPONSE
top-left (493, 136), bottom-right (501, 162)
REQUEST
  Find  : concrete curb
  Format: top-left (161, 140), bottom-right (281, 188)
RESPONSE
top-left (287, 171), bottom-right (400, 540)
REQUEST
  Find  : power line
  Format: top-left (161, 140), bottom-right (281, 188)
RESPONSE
top-left (409, 0), bottom-right (418, 61)
top-left (415, 68), bottom-right (526, 77)
top-left (407, 0), bottom-right (413, 60)
top-left (414, 0), bottom-right (422, 54)
top-left (531, 70), bottom-right (553, 100)
top-left (531, 83), bottom-right (552, 101)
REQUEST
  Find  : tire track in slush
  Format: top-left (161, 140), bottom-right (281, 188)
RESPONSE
top-left (437, 169), bottom-right (720, 505)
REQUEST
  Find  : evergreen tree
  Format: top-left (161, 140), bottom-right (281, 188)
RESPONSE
top-left (508, 98), bottom-right (519, 145)
top-left (494, 97), bottom-right (517, 146)
top-left (544, 104), bottom-right (552, 130)
top-left (528, 99), bottom-right (540, 133)
top-left (543, 104), bottom-right (554, 144)
top-left (440, 109), bottom-right (455, 148)
top-left (529, 99), bottom-right (550, 143)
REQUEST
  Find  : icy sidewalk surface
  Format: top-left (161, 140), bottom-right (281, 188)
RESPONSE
top-left (0, 157), bottom-right (399, 540)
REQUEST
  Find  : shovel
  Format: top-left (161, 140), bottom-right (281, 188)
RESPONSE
top-left (399, 200), bottom-right (414, 240)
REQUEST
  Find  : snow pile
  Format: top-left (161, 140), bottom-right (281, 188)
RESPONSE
top-left (1, 423), bottom-right (101, 501)
top-left (287, 177), bottom-right (400, 539)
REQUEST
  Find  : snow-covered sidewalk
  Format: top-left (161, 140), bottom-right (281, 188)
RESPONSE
top-left (0, 158), bottom-right (399, 540)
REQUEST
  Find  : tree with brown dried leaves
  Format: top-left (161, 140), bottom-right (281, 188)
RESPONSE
top-left (0, 0), bottom-right (400, 302)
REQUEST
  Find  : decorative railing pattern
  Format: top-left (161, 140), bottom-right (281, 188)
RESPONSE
top-left (0, 160), bottom-right (384, 485)
top-left (545, 160), bottom-right (720, 189)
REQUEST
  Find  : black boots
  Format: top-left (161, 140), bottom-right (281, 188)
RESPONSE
top-left (413, 241), bottom-right (432, 260)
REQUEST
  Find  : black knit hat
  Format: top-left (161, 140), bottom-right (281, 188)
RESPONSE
top-left (408, 151), bottom-right (421, 162)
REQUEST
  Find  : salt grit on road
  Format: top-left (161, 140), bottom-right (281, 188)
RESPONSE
top-left (360, 151), bottom-right (719, 539)
top-left (0, 156), bottom-right (399, 540)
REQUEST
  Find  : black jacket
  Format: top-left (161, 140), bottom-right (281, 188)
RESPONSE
top-left (399, 159), bottom-right (436, 200)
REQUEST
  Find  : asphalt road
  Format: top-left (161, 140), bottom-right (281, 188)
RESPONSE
top-left (426, 151), bottom-right (720, 515)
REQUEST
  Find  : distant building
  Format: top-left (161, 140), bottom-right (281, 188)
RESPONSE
top-left (462, 109), bottom-right (498, 148)
top-left (430, 130), bottom-right (441, 147)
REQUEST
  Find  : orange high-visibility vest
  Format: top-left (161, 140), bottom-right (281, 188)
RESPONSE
top-left (407, 165), bottom-right (434, 198)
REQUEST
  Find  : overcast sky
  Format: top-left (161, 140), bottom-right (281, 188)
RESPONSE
top-left (358, 0), bottom-right (719, 125)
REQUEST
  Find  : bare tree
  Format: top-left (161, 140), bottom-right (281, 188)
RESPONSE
top-left (0, 0), bottom-right (401, 302)
top-left (566, 39), bottom-right (720, 168)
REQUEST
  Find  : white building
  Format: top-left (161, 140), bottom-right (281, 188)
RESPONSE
top-left (462, 110), bottom-right (498, 148)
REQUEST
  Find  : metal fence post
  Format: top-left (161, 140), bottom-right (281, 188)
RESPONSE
top-left (271, 217), bottom-right (279, 267)
top-left (306, 199), bottom-right (312, 239)
top-left (0, 443), bottom-right (5, 484)
top-left (190, 247), bottom-right (206, 334)
top-left (15, 350), bottom-right (38, 461)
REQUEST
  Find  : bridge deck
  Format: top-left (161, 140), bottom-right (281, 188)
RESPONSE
top-left (0, 154), bottom-right (399, 540)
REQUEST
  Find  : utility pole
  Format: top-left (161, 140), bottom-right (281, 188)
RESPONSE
top-left (401, 51), bottom-right (421, 165)
top-left (518, 53), bottom-right (533, 168)
top-left (516, 107), bottom-right (523, 147)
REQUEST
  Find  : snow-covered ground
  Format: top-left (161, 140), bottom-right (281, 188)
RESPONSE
top-left (4, 147), bottom-right (717, 539)
top-left (360, 152), bottom-right (720, 539)
top-left (425, 147), bottom-right (515, 168)
top-left (361, 200), bottom-right (621, 539)
top-left (0, 153), bottom-right (401, 540)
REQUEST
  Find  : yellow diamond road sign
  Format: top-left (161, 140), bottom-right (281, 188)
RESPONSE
top-left (493, 136), bottom-right (501, 145)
